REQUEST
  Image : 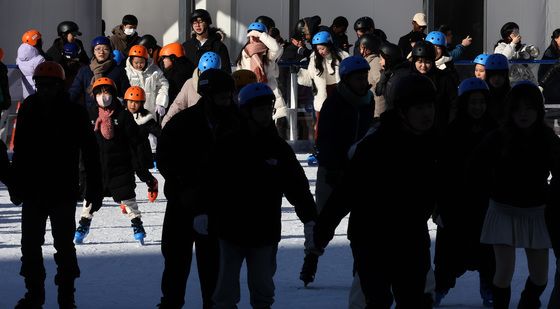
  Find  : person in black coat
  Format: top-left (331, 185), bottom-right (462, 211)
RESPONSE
top-left (46, 21), bottom-right (89, 65)
top-left (73, 77), bottom-right (152, 245)
top-left (11, 62), bottom-right (102, 309)
top-left (410, 41), bottom-right (458, 133)
top-left (300, 56), bottom-right (375, 286)
top-left (203, 83), bottom-right (317, 308)
top-left (538, 29), bottom-right (560, 111)
top-left (352, 17), bottom-right (387, 56)
top-left (314, 74), bottom-right (438, 308)
top-left (397, 13), bottom-right (428, 57)
top-left (69, 36), bottom-right (130, 110)
top-left (158, 42), bottom-right (195, 107)
top-left (432, 78), bottom-right (497, 307)
top-left (471, 81), bottom-right (560, 308)
top-left (0, 50), bottom-right (11, 111)
top-left (182, 9), bottom-right (231, 73)
top-left (375, 42), bottom-right (408, 111)
top-left (157, 69), bottom-right (236, 309)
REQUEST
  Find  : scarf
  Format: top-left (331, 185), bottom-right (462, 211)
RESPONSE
top-left (244, 41), bottom-right (268, 83)
top-left (94, 106), bottom-right (115, 140)
top-left (88, 58), bottom-right (114, 93)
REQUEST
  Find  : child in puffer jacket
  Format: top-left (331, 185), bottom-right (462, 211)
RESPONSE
top-left (125, 45), bottom-right (169, 121)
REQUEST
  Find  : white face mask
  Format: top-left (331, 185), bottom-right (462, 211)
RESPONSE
top-left (96, 94), bottom-right (112, 107)
top-left (124, 28), bottom-right (136, 36)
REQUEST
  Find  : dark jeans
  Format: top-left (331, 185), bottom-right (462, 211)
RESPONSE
top-left (20, 200), bottom-right (80, 284)
top-left (160, 199), bottom-right (219, 309)
top-left (351, 239), bottom-right (431, 309)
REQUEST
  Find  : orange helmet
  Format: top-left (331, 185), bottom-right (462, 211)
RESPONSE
top-left (33, 61), bottom-right (66, 80)
top-left (124, 86), bottom-right (146, 102)
top-left (159, 42), bottom-right (185, 58)
top-left (232, 69), bottom-right (257, 90)
top-left (128, 45), bottom-right (149, 59)
top-left (22, 29), bottom-right (42, 46)
top-left (0, 48), bottom-right (4, 61)
top-left (92, 77), bottom-right (116, 91)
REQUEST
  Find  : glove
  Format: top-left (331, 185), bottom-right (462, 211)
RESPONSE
top-left (193, 214), bottom-right (208, 235)
top-left (112, 50), bottom-right (124, 65)
top-left (247, 30), bottom-right (262, 38)
top-left (147, 177), bottom-right (158, 203)
top-left (156, 105), bottom-right (167, 117)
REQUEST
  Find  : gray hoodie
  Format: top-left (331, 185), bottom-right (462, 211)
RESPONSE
top-left (16, 43), bottom-right (45, 99)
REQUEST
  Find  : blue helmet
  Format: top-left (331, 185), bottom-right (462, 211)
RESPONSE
top-left (238, 82), bottom-right (275, 107)
top-left (426, 31), bottom-right (447, 47)
top-left (312, 31), bottom-right (333, 45)
top-left (112, 50), bottom-right (124, 65)
top-left (339, 56), bottom-right (370, 78)
top-left (91, 36), bottom-right (111, 48)
top-left (485, 54), bottom-right (509, 71)
top-left (473, 53), bottom-right (490, 66)
top-left (198, 52), bottom-right (221, 73)
top-left (458, 77), bottom-right (489, 97)
top-left (512, 80), bottom-right (539, 89)
top-left (63, 42), bottom-right (79, 58)
top-left (247, 22), bottom-right (267, 33)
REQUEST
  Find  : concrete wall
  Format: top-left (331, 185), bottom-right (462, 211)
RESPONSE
top-left (101, 0), bottom-right (180, 47)
top-left (0, 0), bottom-right (101, 65)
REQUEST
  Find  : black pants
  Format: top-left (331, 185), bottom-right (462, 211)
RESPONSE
top-left (351, 239), bottom-right (431, 309)
top-left (160, 199), bottom-right (219, 309)
top-left (20, 200), bottom-right (80, 284)
top-left (434, 225), bottom-right (495, 293)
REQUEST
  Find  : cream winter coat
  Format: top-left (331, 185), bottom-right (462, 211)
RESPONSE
top-left (365, 54), bottom-right (385, 118)
top-left (161, 68), bottom-right (201, 128)
top-left (494, 42), bottom-right (520, 60)
top-left (236, 32), bottom-right (287, 119)
top-left (297, 51), bottom-right (350, 112)
top-left (125, 58), bottom-right (169, 116)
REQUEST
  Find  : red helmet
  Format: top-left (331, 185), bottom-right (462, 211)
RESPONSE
top-left (22, 29), bottom-right (42, 46)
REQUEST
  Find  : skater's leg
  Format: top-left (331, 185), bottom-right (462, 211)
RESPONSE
top-left (19, 202), bottom-right (48, 306)
top-left (80, 199), bottom-right (94, 219)
top-left (478, 244), bottom-right (495, 303)
top-left (212, 239), bottom-right (244, 309)
top-left (351, 243), bottom-right (393, 309)
top-left (492, 245), bottom-right (515, 309)
top-left (50, 201), bottom-right (80, 307)
top-left (434, 226), bottom-right (458, 296)
top-left (392, 247), bottom-right (431, 309)
top-left (348, 274), bottom-right (367, 309)
top-left (246, 244), bottom-right (277, 309)
top-left (549, 259), bottom-right (560, 309)
top-left (121, 197), bottom-right (141, 220)
top-left (160, 201), bottom-right (195, 308)
top-left (194, 229), bottom-right (220, 309)
top-left (518, 248), bottom-right (548, 308)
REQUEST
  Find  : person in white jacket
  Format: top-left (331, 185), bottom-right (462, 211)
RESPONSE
top-left (125, 44), bottom-right (169, 120)
top-left (494, 22), bottom-right (522, 60)
top-left (17, 30), bottom-right (46, 99)
top-left (161, 51), bottom-right (221, 128)
top-left (235, 22), bottom-right (287, 121)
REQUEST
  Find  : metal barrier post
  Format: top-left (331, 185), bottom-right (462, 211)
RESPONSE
top-left (288, 70), bottom-right (298, 141)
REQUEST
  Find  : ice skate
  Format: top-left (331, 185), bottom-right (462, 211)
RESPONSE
top-left (299, 253), bottom-right (319, 287)
top-left (74, 217), bottom-right (91, 244)
top-left (131, 217), bottom-right (146, 245)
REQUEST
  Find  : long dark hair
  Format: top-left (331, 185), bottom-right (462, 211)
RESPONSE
top-left (550, 28), bottom-right (560, 55)
top-left (313, 44), bottom-right (342, 77)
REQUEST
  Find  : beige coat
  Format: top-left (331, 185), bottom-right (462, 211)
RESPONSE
top-left (365, 54), bottom-right (385, 118)
top-left (161, 68), bottom-right (200, 128)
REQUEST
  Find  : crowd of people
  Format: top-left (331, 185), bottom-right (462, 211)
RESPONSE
top-left (0, 7), bottom-right (559, 309)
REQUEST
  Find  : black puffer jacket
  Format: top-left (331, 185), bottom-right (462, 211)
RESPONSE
top-left (12, 92), bottom-right (102, 203)
top-left (46, 38), bottom-right (89, 65)
top-left (538, 44), bottom-right (560, 104)
top-left (315, 110), bottom-right (437, 247)
top-left (205, 125), bottom-right (317, 247)
top-left (88, 102), bottom-right (147, 201)
top-left (182, 28), bottom-right (231, 73)
top-left (0, 61), bottom-right (11, 110)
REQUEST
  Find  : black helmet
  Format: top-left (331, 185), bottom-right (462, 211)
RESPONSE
top-left (198, 69), bottom-right (235, 96)
top-left (57, 21), bottom-right (81, 36)
top-left (294, 19), bottom-right (306, 39)
top-left (500, 22), bottom-right (519, 39)
top-left (359, 34), bottom-right (382, 54)
top-left (191, 9), bottom-right (212, 25)
top-left (138, 34), bottom-right (158, 50)
top-left (411, 40), bottom-right (436, 61)
top-left (391, 73), bottom-right (437, 110)
top-left (255, 16), bottom-right (275, 30)
top-left (354, 17), bottom-right (374, 31)
top-left (379, 43), bottom-right (403, 61)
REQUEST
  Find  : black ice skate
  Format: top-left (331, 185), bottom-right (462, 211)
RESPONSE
top-left (299, 253), bottom-right (319, 287)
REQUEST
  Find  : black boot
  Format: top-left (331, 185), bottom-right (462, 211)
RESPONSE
top-left (299, 253), bottom-right (319, 287)
top-left (56, 277), bottom-right (77, 309)
top-left (15, 279), bottom-right (45, 309)
top-left (517, 277), bottom-right (546, 309)
top-left (492, 285), bottom-right (511, 309)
